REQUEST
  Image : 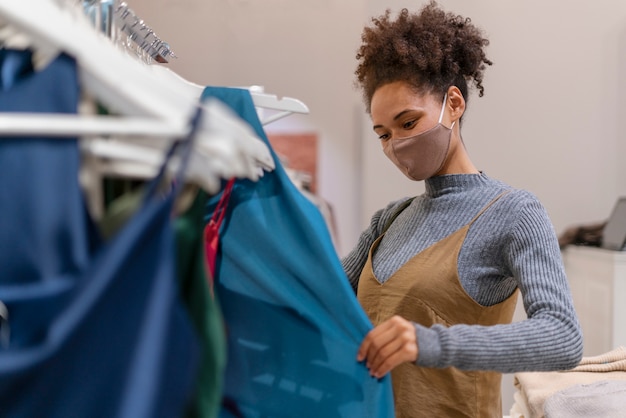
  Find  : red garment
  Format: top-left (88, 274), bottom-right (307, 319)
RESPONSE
top-left (203, 178), bottom-right (235, 287)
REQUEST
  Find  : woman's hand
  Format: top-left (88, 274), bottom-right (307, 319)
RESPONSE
top-left (357, 315), bottom-right (418, 378)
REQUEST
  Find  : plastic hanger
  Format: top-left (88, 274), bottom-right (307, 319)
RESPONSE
top-left (0, 0), bottom-right (274, 188)
top-left (0, 0), bottom-right (183, 122)
top-left (247, 85), bottom-right (310, 125)
top-left (80, 138), bottom-right (224, 194)
top-left (149, 66), bottom-right (310, 125)
top-left (112, 1), bottom-right (175, 64)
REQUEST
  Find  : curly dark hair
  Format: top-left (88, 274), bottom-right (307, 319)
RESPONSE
top-left (355, 1), bottom-right (492, 113)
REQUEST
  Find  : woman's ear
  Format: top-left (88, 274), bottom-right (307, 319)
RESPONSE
top-left (446, 85), bottom-right (466, 123)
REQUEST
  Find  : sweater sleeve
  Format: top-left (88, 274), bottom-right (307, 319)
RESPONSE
top-left (415, 194), bottom-right (583, 373)
top-left (341, 198), bottom-right (412, 293)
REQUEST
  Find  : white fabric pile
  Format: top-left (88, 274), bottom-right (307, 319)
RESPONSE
top-left (510, 346), bottom-right (626, 418)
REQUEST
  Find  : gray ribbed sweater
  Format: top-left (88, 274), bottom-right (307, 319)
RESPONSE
top-left (341, 173), bottom-right (583, 373)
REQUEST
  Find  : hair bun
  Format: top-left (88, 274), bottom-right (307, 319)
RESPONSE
top-left (355, 1), bottom-right (492, 112)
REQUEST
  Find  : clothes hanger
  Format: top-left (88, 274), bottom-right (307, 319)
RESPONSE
top-left (80, 98), bottom-right (267, 185)
top-left (0, 0), bottom-right (182, 123)
top-left (0, 0), bottom-right (274, 188)
top-left (112, 1), bottom-right (175, 64)
top-left (85, 0), bottom-right (309, 126)
top-left (148, 66), bottom-right (310, 126)
top-left (247, 85), bottom-right (310, 125)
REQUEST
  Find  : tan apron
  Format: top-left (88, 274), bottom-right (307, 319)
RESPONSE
top-left (357, 192), bottom-right (518, 418)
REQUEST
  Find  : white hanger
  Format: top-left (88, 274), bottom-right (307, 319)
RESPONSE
top-left (112, 1), bottom-right (176, 64)
top-left (0, 0), bottom-right (182, 122)
top-left (247, 85), bottom-right (310, 125)
top-left (149, 66), bottom-right (310, 125)
top-left (0, 0), bottom-right (274, 189)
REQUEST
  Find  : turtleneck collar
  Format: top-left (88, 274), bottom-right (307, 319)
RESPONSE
top-left (424, 172), bottom-right (491, 198)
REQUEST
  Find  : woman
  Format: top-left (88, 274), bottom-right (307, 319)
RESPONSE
top-left (342, 2), bottom-right (583, 417)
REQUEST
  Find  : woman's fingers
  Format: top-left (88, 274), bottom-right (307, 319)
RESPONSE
top-left (368, 329), bottom-right (414, 376)
top-left (358, 322), bottom-right (399, 365)
top-left (371, 345), bottom-right (416, 378)
top-left (357, 315), bottom-right (418, 378)
top-left (357, 318), bottom-right (395, 362)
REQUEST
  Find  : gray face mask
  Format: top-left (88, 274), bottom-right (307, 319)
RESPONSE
top-left (383, 94), bottom-right (455, 181)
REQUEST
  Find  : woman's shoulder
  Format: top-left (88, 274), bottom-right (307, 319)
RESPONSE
top-left (365, 196), bottom-right (417, 236)
top-left (474, 177), bottom-right (550, 227)
top-left (484, 176), bottom-right (544, 207)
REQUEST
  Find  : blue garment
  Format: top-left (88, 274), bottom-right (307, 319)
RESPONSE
top-left (0, 50), bottom-right (199, 418)
top-left (201, 87), bottom-right (395, 418)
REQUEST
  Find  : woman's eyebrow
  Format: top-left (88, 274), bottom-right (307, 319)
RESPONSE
top-left (373, 109), bottom-right (423, 130)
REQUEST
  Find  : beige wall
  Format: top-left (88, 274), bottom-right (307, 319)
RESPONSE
top-left (128, 0), bottom-right (626, 411)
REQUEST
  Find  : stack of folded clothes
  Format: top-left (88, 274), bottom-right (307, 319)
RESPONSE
top-left (510, 346), bottom-right (626, 418)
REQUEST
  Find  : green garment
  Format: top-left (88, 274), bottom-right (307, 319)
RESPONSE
top-left (99, 186), bottom-right (227, 418)
top-left (174, 189), bottom-right (227, 418)
top-left (98, 184), bottom-right (144, 240)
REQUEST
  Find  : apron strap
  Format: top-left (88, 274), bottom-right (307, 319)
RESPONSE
top-left (380, 189), bottom-right (512, 237)
top-left (382, 197), bottom-right (416, 235)
top-left (468, 189), bottom-right (512, 225)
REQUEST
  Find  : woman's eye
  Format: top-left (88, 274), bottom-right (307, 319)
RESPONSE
top-left (378, 133), bottom-right (389, 141)
top-left (403, 120), bottom-right (416, 129)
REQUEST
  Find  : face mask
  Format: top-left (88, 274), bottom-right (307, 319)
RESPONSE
top-left (383, 94), bottom-right (455, 181)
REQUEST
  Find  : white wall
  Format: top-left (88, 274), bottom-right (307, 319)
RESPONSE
top-left (127, 0), bottom-right (626, 412)
top-left (363, 0), bottom-right (626, 240)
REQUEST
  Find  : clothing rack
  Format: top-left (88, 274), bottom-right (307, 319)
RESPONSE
top-left (113, 1), bottom-right (175, 63)
top-left (82, 0), bottom-right (115, 37)
top-left (80, 1), bottom-right (308, 124)
top-left (82, 0), bottom-right (175, 63)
